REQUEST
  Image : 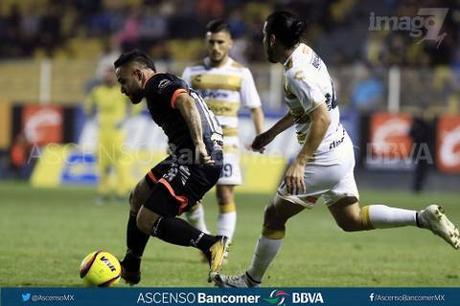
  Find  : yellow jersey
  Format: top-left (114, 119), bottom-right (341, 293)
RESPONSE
top-left (84, 85), bottom-right (129, 130)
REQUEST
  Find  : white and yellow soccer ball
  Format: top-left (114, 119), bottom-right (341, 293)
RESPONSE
top-left (80, 251), bottom-right (121, 287)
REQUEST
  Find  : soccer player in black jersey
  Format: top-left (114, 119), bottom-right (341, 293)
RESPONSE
top-left (114, 49), bottom-right (229, 285)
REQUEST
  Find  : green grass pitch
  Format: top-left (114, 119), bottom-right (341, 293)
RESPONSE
top-left (0, 181), bottom-right (459, 287)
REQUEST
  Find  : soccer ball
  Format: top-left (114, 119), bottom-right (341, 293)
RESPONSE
top-left (80, 251), bottom-right (121, 287)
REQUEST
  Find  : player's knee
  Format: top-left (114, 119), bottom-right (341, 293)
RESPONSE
top-left (263, 204), bottom-right (286, 230)
top-left (216, 188), bottom-right (233, 205)
top-left (335, 215), bottom-right (363, 232)
top-left (130, 179), bottom-right (150, 213)
top-left (136, 211), bottom-right (152, 235)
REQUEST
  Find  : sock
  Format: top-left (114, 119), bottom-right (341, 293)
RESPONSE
top-left (152, 216), bottom-right (217, 253)
top-left (217, 202), bottom-right (236, 240)
top-left (366, 205), bottom-right (417, 229)
top-left (185, 204), bottom-right (210, 234)
top-left (124, 213), bottom-right (150, 271)
top-left (246, 235), bottom-right (283, 284)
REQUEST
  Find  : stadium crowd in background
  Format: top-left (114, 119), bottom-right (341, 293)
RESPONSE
top-left (0, 0), bottom-right (458, 68)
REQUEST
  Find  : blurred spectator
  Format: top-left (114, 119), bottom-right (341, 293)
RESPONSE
top-left (95, 37), bottom-right (122, 81)
top-left (10, 133), bottom-right (33, 179)
top-left (409, 113), bottom-right (434, 193)
top-left (0, 0), bottom-right (457, 69)
top-left (117, 7), bottom-right (141, 50)
top-left (351, 64), bottom-right (384, 111)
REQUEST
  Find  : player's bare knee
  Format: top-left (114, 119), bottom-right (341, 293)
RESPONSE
top-left (216, 186), bottom-right (234, 205)
top-left (263, 204), bottom-right (286, 230)
top-left (336, 215), bottom-right (363, 232)
top-left (135, 212), bottom-right (151, 234)
top-left (130, 179), bottom-right (151, 214)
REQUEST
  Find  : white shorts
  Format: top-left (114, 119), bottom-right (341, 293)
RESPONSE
top-left (217, 136), bottom-right (242, 185)
top-left (276, 134), bottom-right (359, 207)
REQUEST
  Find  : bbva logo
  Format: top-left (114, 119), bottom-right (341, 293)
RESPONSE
top-left (292, 292), bottom-right (324, 304)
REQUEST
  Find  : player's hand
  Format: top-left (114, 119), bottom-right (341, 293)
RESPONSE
top-left (195, 142), bottom-right (214, 166)
top-left (251, 131), bottom-right (275, 153)
top-left (284, 159), bottom-right (306, 195)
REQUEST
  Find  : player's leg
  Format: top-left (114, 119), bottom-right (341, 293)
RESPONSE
top-left (215, 149), bottom-right (241, 241)
top-left (135, 181), bottom-right (229, 281)
top-left (216, 184), bottom-right (237, 240)
top-left (185, 201), bottom-right (210, 234)
top-left (328, 196), bottom-right (417, 231)
top-left (113, 131), bottom-right (129, 200)
top-left (214, 194), bottom-right (305, 287)
top-left (328, 196), bottom-right (460, 248)
top-left (120, 175), bottom-right (155, 285)
top-left (96, 132), bottom-right (112, 202)
top-left (136, 157), bottom-right (229, 281)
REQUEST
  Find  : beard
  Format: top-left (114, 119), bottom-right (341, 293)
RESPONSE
top-left (265, 46), bottom-right (277, 63)
top-left (129, 90), bottom-right (144, 104)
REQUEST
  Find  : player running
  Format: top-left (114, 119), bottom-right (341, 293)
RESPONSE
top-left (213, 11), bottom-right (460, 288)
top-left (182, 20), bottom-right (264, 253)
top-left (113, 50), bottom-right (229, 285)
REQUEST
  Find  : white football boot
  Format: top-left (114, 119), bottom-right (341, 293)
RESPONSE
top-left (418, 205), bottom-right (460, 249)
top-left (213, 273), bottom-right (260, 288)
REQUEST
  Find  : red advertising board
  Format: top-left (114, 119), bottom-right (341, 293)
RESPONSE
top-left (369, 112), bottom-right (413, 159)
top-left (22, 105), bottom-right (63, 146)
top-left (437, 115), bottom-right (460, 173)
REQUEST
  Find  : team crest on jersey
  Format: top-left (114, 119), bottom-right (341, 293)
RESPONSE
top-left (294, 71), bottom-right (305, 80)
top-left (158, 79), bottom-right (171, 90)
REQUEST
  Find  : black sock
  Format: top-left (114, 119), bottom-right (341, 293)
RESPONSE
top-left (126, 212), bottom-right (150, 261)
top-left (152, 216), bottom-right (217, 253)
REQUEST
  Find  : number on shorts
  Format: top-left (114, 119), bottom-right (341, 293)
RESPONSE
top-left (221, 163), bottom-right (233, 178)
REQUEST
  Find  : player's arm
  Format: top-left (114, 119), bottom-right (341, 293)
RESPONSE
top-left (250, 107), bottom-right (264, 135)
top-left (296, 102), bottom-right (330, 163)
top-left (285, 102), bottom-right (330, 195)
top-left (283, 69), bottom-right (331, 194)
top-left (175, 93), bottom-right (213, 165)
top-left (251, 112), bottom-right (294, 152)
top-left (83, 90), bottom-right (96, 117)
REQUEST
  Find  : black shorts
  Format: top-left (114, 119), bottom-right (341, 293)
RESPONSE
top-left (143, 150), bottom-right (223, 217)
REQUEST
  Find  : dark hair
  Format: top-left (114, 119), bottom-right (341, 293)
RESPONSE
top-left (206, 19), bottom-right (231, 35)
top-left (265, 11), bottom-right (305, 48)
top-left (114, 49), bottom-right (156, 71)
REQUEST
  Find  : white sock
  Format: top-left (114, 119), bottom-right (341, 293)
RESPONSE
top-left (368, 204), bottom-right (417, 228)
top-left (217, 212), bottom-right (236, 240)
top-left (185, 204), bottom-right (209, 234)
top-left (246, 236), bottom-right (283, 283)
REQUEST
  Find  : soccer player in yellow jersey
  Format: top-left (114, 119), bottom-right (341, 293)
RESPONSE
top-left (182, 20), bottom-right (265, 252)
top-left (84, 66), bottom-right (130, 201)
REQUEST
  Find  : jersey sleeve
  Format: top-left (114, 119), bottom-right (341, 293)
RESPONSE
top-left (240, 68), bottom-right (261, 109)
top-left (146, 74), bottom-right (189, 109)
top-left (287, 69), bottom-right (325, 113)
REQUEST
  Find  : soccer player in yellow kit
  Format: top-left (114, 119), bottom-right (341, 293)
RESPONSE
top-left (84, 66), bottom-right (130, 201)
top-left (182, 20), bottom-right (264, 254)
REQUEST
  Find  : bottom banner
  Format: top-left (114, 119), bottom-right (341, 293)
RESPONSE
top-left (1, 288), bottom-right (459, 306)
